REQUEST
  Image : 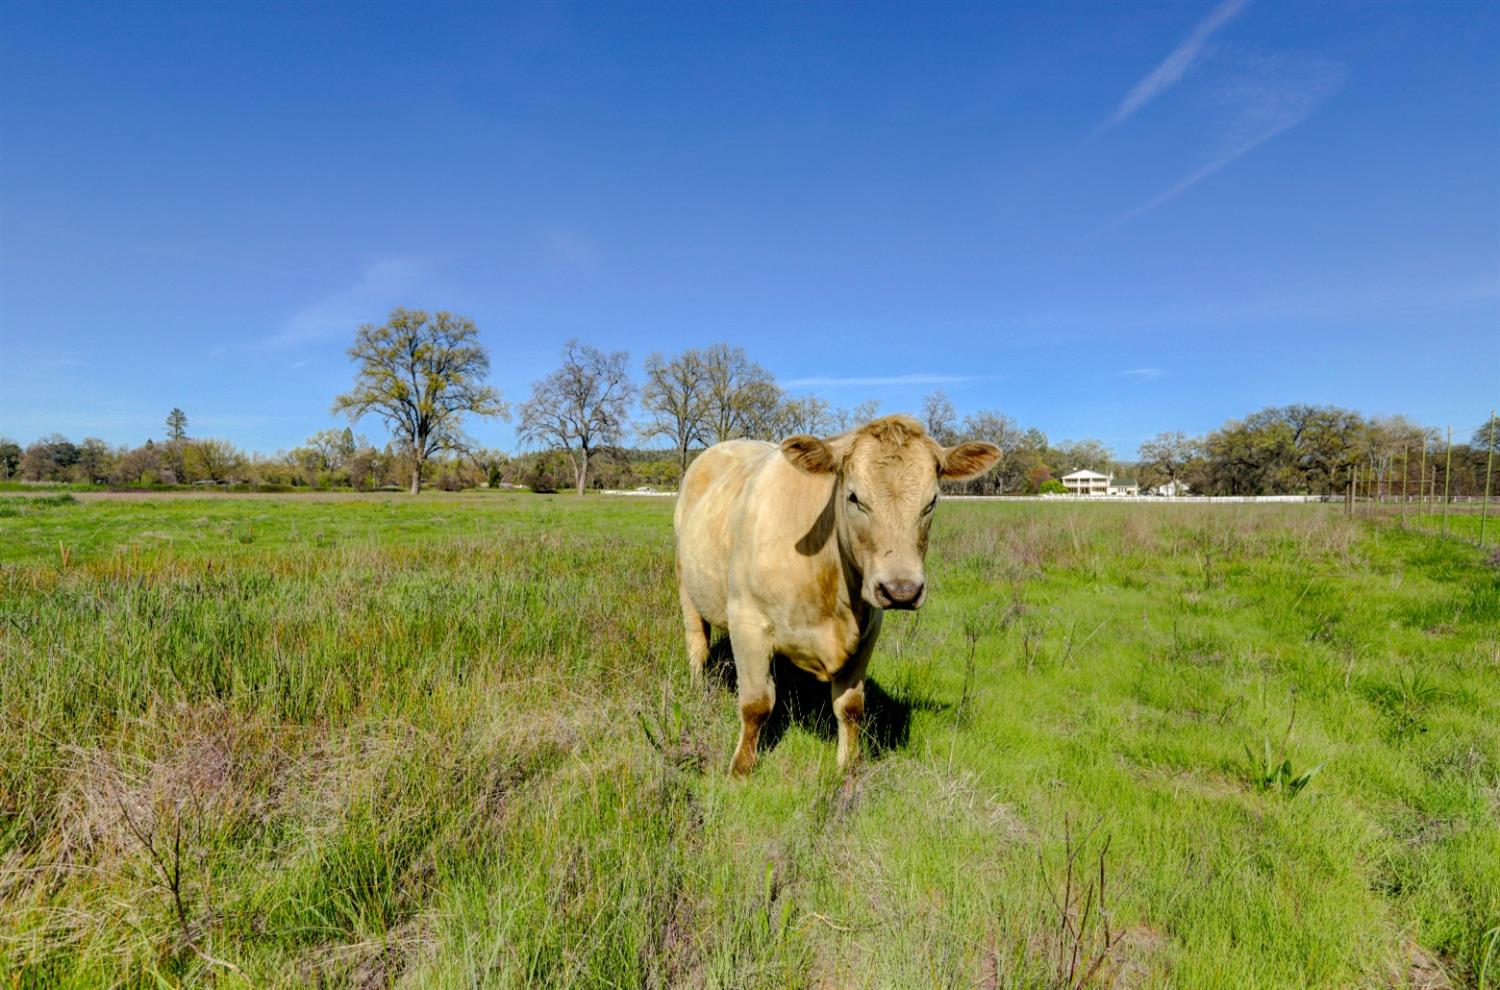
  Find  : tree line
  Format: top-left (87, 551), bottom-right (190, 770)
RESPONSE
top-left (4, 307), bottom-right (1494, 497)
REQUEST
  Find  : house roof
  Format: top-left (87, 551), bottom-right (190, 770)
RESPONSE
top-left (1062, 470), bottom-right (1110, 480)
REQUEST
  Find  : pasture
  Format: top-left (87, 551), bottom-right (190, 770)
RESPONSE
top-left (1, 492), bottom-right (1497, 988)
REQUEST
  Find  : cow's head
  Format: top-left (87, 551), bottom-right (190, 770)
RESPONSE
top-left (780, 415), bottom-right (1000, 610)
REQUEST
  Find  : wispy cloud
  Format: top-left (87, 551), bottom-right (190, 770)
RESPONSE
top-left (1100, 54), bottom-right (1346, 231)
top-left (259, 257), bottom-right (428, 348)
top-left (1102, 0), bottom-right (1252, 130)
top-left (1120, 367), bottom-right (1167, 383)
top-left (782, 373), bottom-right (980, 389)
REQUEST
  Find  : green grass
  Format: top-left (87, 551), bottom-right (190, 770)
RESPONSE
top-left (2, 493), bottom-right (1497, 988)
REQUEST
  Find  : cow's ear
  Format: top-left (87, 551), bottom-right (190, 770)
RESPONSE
top-left (781, 435), bottom-right (837, 474)
top-left (940, 441), bottom-right (1001, 480)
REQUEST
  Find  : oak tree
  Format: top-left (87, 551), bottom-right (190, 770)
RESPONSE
top-left (518, 339), bottom-right (635, 495)
top-left (640, 349), bottom-right (710, 474)
top-left (333, 308), bottom-right (507, 494)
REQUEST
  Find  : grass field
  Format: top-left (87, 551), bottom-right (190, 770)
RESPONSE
top-left (2, 492), bottom-right (1497, 989)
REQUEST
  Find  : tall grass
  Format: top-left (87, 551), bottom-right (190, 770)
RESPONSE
top-left (1, 494), bottom-right (1496, 987)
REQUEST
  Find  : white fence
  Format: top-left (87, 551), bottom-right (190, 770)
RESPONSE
top-left (943, 494), bottom-right (1339, 504)
top-left (604, 489), bottom-right (1341, 504)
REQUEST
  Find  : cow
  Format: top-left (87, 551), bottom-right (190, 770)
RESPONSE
top-left (673, 415), bottom-right (1001, 776)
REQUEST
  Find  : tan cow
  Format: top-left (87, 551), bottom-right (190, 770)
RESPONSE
top-left (674, 415), bottom-right (1000, 776)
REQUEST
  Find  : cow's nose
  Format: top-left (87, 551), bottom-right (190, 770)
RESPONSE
top-left (877, 579), bottom-right (925, 609)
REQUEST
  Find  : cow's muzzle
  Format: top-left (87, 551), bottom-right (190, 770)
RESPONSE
top-left (875, 578), bottom-right (925, 610)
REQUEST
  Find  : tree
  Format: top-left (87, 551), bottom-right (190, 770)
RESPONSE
top-left (304, 428), bottom-right (357, 474)
top-left (519, 449), bottom-right (576, 493)
top-left (772, 395), bottom-right (833, 437)
top-left (184, 438), bottom-right (242, 483)
top-left (165, 408), bottom-right (188, 442)
top-left (640, 349), bottom-right (710, 474)
top-left (343, 444), bottom-right (387, 491)
top-left (0, 438), bottom-right (21, 480)
top-left (1199, 404), bottom-right (1369, 495)
top-left (1473, 416), bottom-right (1500, 455)
top-left (1026, 462), bottom-right (1055, 494)
top-left (1357, 415), bottom-right (1428, 497)
top-left (77, 438), bottom-right (114, 484)
top-left (700, 344), bottom-right (781, 443)
top-left (469, 447), bottom-right (509, 488)
top-left (921, 390), bottom-right (958, 445)
top-left (832, 400), bottom-right (881, 432)
top-left (1049, 438), bottom-right (1113, 476)
top-left (20, 435), bottom-right (80, 481)
top-left (333, 307), bottom-right (507, 494)
top-left (955, 411), bottom-right (1017, 494)
top-left (518, 339), bottom-right (635, 495)
top-left (110, 444), bottom-right (164, 486)
top-left (1138, 431), bottom-right (1200, 492)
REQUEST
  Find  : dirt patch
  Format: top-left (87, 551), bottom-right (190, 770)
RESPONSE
top-left (906, 763), bottom-right (1030, 841)
top-left (1392, 938), bottom-right (1455, 990)
top-left (294, 918), bottom-right (434, 990)
top-left (1108, 925), bottom-right (1170, 989)
top-left (48, 703), bottom-right (295, 878)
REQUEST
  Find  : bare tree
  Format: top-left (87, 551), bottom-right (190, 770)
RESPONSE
top-left (922, 389), bottom-right (957, 445)
top-left (519, 339), bottom-right (636, 495)
top-left (960, 409), bottom-right (1016, 447)
top-left (640, 349), bottom-right (710, 474)
top-left (832, 400), bottom-right (881, 432)
top-left (955, 410), bottom-right (1016, 493)
top-left (700, 343), bottom-right (781, 443)
top-left (772, 395), bottom-right (834, 437)
top-left (332, 308), bottom-right (507, 494)
top-left (1357, 415), bottom-right (1428, 496)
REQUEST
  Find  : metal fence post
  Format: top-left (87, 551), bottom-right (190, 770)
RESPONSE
top-left (1441, 426), bottom-right (1453, 536)
top-left (1482, 410), bottom-right (1495, 547)
top-left (1401, 445), bottom-right (1409, 527)
top-left (1419, 438), bottom-right (1429, 528)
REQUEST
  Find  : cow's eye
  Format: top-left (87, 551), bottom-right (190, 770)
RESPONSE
top-left (923, 496), bottom-right (937, 515)
top-left (847, 491), bottom-right (865, 511)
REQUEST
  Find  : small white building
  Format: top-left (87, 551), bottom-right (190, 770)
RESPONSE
top-left (1153, 480), bottom-right (1191, 497)
top-left (1062, 469), bottom-right (1139, 497)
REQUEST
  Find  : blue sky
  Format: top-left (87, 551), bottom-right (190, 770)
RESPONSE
top-left (2, 0), bottom-right (1497, 457)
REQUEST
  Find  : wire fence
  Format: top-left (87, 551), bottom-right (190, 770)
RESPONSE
top-left (1353, 410), bottom-right (1498, 550)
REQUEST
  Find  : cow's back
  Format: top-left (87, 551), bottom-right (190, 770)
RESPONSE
top-left (675, 440), bottom-right (776, 628)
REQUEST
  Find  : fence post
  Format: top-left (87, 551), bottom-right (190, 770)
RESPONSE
top-left (1401, 445), bottom-right (1409, 528)
top-left (1419, 438), bottom-right (1429, 528)
top-left (1441, 426), bottom-right (1453, 537)
top-left (1482, 410), bottom-right (1495, 547)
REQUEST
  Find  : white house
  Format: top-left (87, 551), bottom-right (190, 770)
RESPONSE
top-left (1062, 469), bottom-right (1139, 497)
top-left (1152, 479), bottom-right (1191, 497)
top-left (1061, 469), bottom-right (1110, 496)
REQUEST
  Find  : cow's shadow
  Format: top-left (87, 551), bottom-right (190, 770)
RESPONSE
top-left (703, 636), bottom-right (913, 758)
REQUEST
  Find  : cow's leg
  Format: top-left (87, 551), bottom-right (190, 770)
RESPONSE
top-left (678, 581), bottom-right (712, 687)
top-left (728, 618), bottom-right (775, 777)
top-left (832, 668), bottom-right (867, 770)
